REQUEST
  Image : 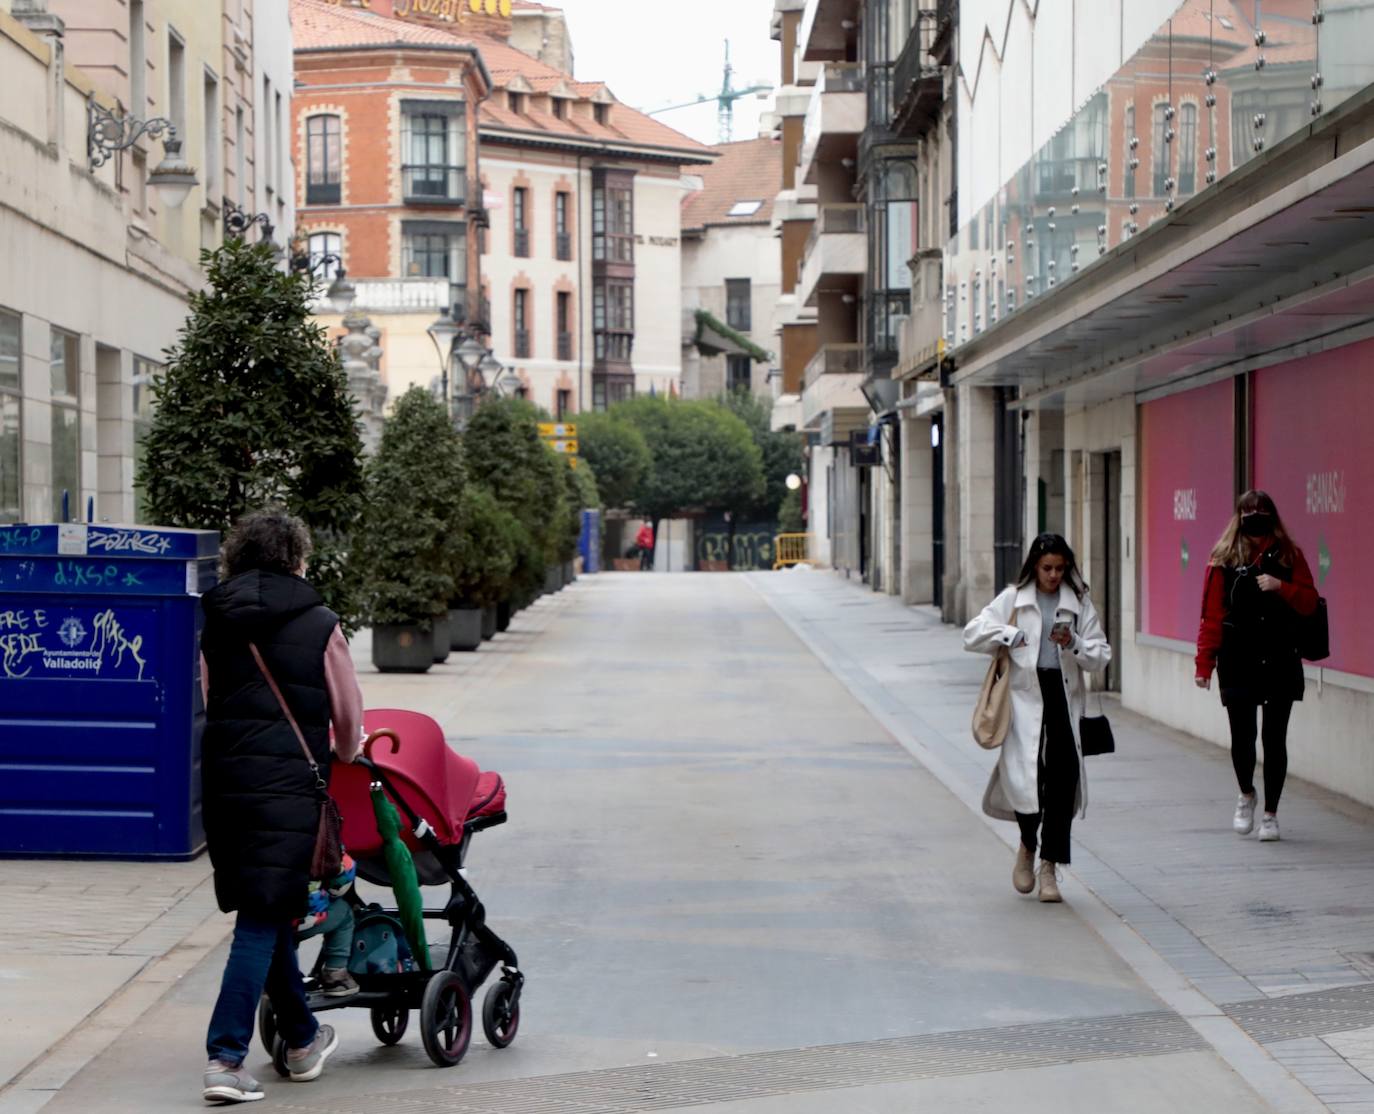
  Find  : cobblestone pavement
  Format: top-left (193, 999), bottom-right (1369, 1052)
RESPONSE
top-left (751, 568), bottom-right (1374, 1113)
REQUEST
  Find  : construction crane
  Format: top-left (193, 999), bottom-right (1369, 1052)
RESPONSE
top-left (648, 40), bottom-right (772, 144)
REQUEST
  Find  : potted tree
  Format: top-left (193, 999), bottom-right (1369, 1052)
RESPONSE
top-left (356, 387), bottom-right (464, 672)
top-left (449, 483), bottom-right (517, 651)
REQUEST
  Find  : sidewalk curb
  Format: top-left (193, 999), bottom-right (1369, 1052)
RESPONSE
top-left (0, 904), bottom-right (234, 1114)
top-left (750, 575), bottom-right (1328, 1114)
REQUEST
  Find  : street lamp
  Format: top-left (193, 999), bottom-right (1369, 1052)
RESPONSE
top-left (426, 306), bottom-right (462, 412)
top-left (87, 95), bottom-right (198, 208)
top-left (223, 198), bottom-right (275, 245)
top-left (289, 240), bottom-right (356, 313)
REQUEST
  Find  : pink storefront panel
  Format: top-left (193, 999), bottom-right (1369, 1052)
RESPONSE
top-left (1139, 379), bottom-right (1235, 642)
top-left (1254, 342), bottom-right (1374, 678)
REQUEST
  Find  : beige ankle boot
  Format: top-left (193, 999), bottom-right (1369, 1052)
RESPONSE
top-left (1013, 845), bottom-right (1035, 894)
top-left (1038, 860), bottom-right (1063, 903)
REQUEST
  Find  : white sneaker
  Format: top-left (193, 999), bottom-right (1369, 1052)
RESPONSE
top-left (1258, 814), bottom-right (1281, 842)
top-left (1233, 792), bottom-right (1256, 835)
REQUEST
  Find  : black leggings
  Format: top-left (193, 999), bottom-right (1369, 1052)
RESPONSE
top-left (1226, 699), bottom-right (1293, 814)
top-left (1016, 668), bottom-right (1080, 865)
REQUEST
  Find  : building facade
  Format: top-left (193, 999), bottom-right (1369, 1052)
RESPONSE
top-left (1, 0), bottom-right (293, 527)
top-left (680, 136), bottom-right (781, 400)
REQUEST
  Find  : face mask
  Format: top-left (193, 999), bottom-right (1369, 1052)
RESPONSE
top-left (1239, 513), bottom-right (1274, 537)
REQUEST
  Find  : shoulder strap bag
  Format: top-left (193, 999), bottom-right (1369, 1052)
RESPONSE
top-left (1079, 690), bottom-right (1115, 756)
top-left (972, 647), bottom-right (1013, 750)
top-left (248, 643), bottom-right (344, 880)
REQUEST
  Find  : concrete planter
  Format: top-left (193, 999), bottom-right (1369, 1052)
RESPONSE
top-left (448, 607), bottom-right (483, 651)
top-left (373, 624), bottom-right (434, 673)
top-left (544, 565), bottom-right (562, 594)
top-left (496, 600), bottom-right (512, 632)
top-left (432, 614), bottom-right (451, 663)
top-left (480, 606), bottom-right (497, 641)
top-left (563, 560), bottom-right (575, 585)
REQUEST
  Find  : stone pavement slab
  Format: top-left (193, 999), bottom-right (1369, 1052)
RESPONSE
top-left (750, 567), bottom-right (1374, 1109)
top-left (29, 573), bottom-right (1270, 1112)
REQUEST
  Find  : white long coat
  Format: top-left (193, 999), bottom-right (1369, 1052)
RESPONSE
top-left (962, 584), bottom-right (1113, 821)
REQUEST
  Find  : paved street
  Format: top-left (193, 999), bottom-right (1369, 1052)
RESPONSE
top-left (9, 571), bottom-right (1374, 1110)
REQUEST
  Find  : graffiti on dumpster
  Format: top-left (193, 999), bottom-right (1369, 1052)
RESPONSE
top-left (0, 604), bottom-right (154, 680)
top-left (694, 520), bottom-right (777, 571)
top-left (87, 528), bottom-right (174, 556)
top-left (0, 557), bottom-right (175, 594)
top-left (0, 527), bottom-right (43, 553)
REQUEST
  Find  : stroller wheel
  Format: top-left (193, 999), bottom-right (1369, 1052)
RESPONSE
top-left (271, 1035), bottom-right (290, 1079)
top-left (482, 981), bottom-right (520, 1048)
top-left (257, 996), bottom-right (278, 1058)
top-left (420, 971), bottom-right (472, 1068)
top-left (370, 1005), bottom-right (410, 1046)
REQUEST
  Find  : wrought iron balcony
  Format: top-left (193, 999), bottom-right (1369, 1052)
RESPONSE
top-left (891, 10), bottom-right (943, 137)
top-left (557, 332), bottom-right (573, 361)
top-left (556, 232), bottom-right (572, 261)
top-left (514, 328), bottom-right (530, 359)
top-left (515, 228), bottom-right (530, 258)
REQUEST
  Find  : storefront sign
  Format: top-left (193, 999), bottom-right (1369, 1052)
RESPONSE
top-left (1139, 379), bottom-right (1235, 643)
top-left (1254, 341), bottom-right (1374, 678)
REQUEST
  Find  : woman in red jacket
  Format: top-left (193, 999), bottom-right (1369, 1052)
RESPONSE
top-left (1195, 490), bottom-right (1317, 842)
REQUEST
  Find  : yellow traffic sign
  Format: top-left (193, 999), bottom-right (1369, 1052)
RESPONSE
top-left (550, 439), bottom-right (578, 454)
top-left (538, 422), bottom-right (577, 439)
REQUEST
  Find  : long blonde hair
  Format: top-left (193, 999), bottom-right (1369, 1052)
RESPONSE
top-left (1209, 490), bottom-right (1297, 568)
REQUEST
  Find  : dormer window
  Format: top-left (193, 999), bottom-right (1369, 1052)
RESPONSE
top-left (593, 103), bottom-right (609, 126)
top-left (508, 91), bottom-right (525, 114)
top-left (552, 98), bottom-right (567, 120)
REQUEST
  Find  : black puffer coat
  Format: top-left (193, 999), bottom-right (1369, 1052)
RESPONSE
top-left (201, 570), bottom-right (339, 918)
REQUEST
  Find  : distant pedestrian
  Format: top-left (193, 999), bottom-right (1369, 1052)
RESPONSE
top-left (1195, 490), bottom-right (1317, 843)
top-left (636, 521), bottom-right (655, 570)
top-left (963, 534), bottom-right (1112, 902)
top-left (199, 510), bottom-right (363, 1103)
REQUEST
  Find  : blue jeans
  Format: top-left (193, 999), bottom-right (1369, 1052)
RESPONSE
top-left (206, 911), bottom-right (318, 1066)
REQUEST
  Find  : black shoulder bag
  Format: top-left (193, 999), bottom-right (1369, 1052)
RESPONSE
top-left (1079, 691), bottom-right (1116, 756)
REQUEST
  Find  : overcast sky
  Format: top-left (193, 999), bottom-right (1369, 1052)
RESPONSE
top-left (551, 0), bottom-right (781, 147)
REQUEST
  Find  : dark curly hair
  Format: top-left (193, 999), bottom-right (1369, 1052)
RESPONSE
top-left (221, 509), bottom-right (312, 579)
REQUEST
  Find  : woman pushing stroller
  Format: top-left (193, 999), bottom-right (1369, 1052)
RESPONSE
top-left (963, 534), bottom-right (1113, 903)
top-left (199, 510), bottom-right (363, 1104)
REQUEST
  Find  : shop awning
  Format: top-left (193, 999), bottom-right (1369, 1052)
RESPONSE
top-left (691, 309), bottom-right (772, 363)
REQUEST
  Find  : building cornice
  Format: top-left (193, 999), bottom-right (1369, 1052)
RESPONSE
top-left (295, 42), bottom-right (493, 97)
top-left (478, 126), bottom-right (716, 166)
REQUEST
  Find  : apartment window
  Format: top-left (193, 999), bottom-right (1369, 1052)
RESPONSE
top-left (513, 288), bottom-right (530, 358)
top-left (1178, 103), bottom-right (1198, 195)
top-left (1124, 104), bottom-right (1136, 199)
top-left (593, 380), bottom-right (607, 411)
top-left (168, 29), bottom-right (186, 136)
top-left (0, 309), bottom-right (19, 523)
top-left (507, 91), bottom-right (524, 114)
top-left (556, 290), bottom-right (572, 360)
top-left (402, 221), bottom-right (466, 283)
top-left (262, 76), bottom-right (274, 207)
top-left (307, 232), bottom-right (341, 280)
top-left (556, 388), bottom-right (572, 419)
top-left (552, 97), bottom-right (567, 120)
top-left (592, 173), bottom-right (634, 263)
top-left (234, 107), bottom-right (246, 206)
top-left (727, 355), bottom-right (752, 393)
top-left (129, 0), bottom-right (146, 117)
top-left (203, 70), bottom-right (220, 205)
top-left (402, 102), bottom-right (465, 202)
top-left (725, 279), bottom-right (751, 331)
top-left (50, 330), bottom-right (80, 523)
top-left (1152, 103), bottom-right (1169, 196)
top-left (555, 191), bottom-right (571, 260)
top-left (306, 114), bottom-right (342, 205)
top-left (593, 279), bottom-right (633, 362)
top-left (275, 92), bottom-right (285, 196)
top-left (593, 103), bottom-right (609, 126)
top-left (513, 187), bottom-right (529, 256)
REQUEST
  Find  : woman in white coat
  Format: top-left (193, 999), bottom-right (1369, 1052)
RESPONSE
top-left (963, 534), bottom-right (1112, 902)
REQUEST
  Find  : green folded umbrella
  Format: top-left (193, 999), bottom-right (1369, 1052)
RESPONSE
top-left (370, 784), bottom-right (431, 971)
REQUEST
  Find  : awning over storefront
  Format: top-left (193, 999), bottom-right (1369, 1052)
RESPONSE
top-left (949, 92), bottom-right (1374, 408)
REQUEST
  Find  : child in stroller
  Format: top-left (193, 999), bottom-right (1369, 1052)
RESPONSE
top-left (257, 709), bottom-right (523, 1073)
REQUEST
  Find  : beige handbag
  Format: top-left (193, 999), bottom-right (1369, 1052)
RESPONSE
top-left (972, 648), bottom-right (1012, 749)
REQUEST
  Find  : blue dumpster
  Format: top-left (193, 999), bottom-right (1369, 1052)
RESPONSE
top-left (578, 509), bottom-right (601, 574)
top-left (0, 523), bottom-right (219, 858)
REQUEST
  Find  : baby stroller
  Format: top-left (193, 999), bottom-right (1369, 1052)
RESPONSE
top-left (256, 709), bottom-right (523, 1071)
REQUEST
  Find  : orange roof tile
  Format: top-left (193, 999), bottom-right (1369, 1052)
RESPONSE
top-left (681, 137), bottom-right (781, 231)
top-left (292, 0), bottom-right (713, 162)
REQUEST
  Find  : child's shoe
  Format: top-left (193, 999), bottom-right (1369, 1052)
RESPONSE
top-left (319, 968), bottom-right (360, 998)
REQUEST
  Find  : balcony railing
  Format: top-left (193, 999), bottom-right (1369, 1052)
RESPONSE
top-left (402, 165), bottom-right (465, 204)
top-left (818, 60), bottom-right (864, 94)
top-left (557, 332), bottom-right (573, 361)
top-left (305, 179), bottom-right (340, 206)
top-left (514, 328), bottom-right (530, 359)
top-left (891, 11), bottom-right (942, 132)
top-left (514, 228), bottom-right (530, 258)
top-left (311, 278), bottom-right (449, 314)
top-left (556, 232), bottom-right (572, 261)
top-left (1034, 155), bottom-right (1102, 199)
top-left (803, 203), bottom-right (866, 259)
top-left (804, 341), bottom-right (864, 389)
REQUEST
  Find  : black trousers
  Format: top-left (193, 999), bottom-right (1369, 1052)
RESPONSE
top-left (1016, 668), bottom-right (1080, 865)
top-left (1226, 699), bottom-right (1293, 813)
